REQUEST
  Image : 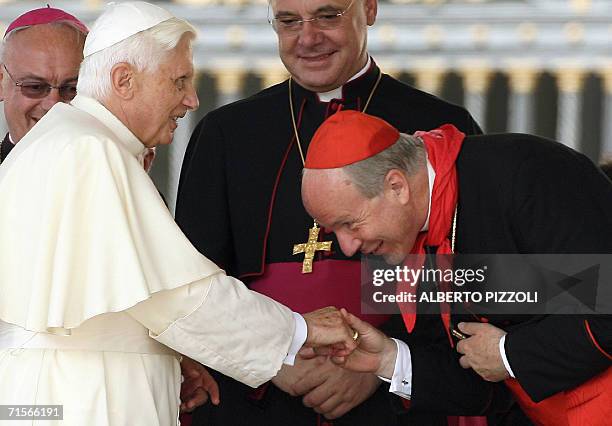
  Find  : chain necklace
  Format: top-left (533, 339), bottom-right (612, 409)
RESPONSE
top-left (289, 70), bottom-right (383, 273)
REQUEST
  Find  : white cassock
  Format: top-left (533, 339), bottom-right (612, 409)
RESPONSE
top-left (0, 95), bottom-right (302, 425)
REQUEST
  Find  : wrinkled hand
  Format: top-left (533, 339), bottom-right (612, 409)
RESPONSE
top-left (180, 357), bottom-right (220, 412)
top-left (330, 309), bottom-right (397, 379)
top-left (292, 358), bottom-right (381, 419)
top-left (303, 307), bottom-right (358, 356)
top-left (456, 322), bottom-right (509, 382)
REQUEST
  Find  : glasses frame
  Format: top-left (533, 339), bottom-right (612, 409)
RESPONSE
top-left (268, 0), bottom-right (356, 34)
top-left (2, 64), bottom-right (77, 101)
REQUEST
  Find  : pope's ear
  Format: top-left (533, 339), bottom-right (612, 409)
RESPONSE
top-left (364, 0), bottom-right (378, 26)
top-left (110, 63), bottom-right (136, 100)
top-left (0, 65), bottom-right (5, 101)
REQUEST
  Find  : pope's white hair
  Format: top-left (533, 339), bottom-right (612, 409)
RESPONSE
top-left (77, 18), bottom-right (196, 101)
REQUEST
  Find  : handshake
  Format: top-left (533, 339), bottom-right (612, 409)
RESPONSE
top-left (302, 307), bottom-right (398, 379)
top-left (180, 306), bottom-right (399, 413)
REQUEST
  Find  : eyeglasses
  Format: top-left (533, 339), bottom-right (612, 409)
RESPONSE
top-left (2, 64), bottom-right (77, 101)
top-left (268, 0), bottom-right (356, 34)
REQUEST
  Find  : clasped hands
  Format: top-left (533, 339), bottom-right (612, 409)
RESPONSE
top-left (303, 308), bottom-right (398, 379)
top-left (178, 308), bottom-right (510, 417)
top-left (269, 307), bottom-right (387, 419)
top-left (178, 306), bottom-right (362, 414)
top-left (301, 306), bottom-right (361, 356)
top-left (272, 353), bottom-right (381, 419)
top-left (304, 309), bottom-right (510, 385)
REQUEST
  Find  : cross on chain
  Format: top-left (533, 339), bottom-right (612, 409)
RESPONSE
top-left (292, 222), bottom-right (332, 273)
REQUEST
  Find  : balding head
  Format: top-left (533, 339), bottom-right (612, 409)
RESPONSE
top-left (0, 22), bottom-right (85, 142)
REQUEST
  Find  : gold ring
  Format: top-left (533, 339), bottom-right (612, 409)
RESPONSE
top-left (451, 329), bottom-right (467, 340)
top-left (352, 330), bottom-right (359, 341)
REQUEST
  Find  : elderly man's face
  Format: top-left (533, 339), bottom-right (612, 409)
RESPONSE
top-left (270, 0), bottom-right (376, 92)
top-left (302, 168), bottom-right (419, 265)
top-left (130, 35), bottom-right (198, 148)
top-left (0, 25), bottom-right (83, 142)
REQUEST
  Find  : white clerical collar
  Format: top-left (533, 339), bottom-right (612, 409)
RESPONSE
top-left (316, 56), bottom-right (372, 102)
top-left (7, 134), bottom-right (16, 145)
top-left (420, 157), bottom-right (435, 232)
top-left (70, 95), bottom-right (147, 159)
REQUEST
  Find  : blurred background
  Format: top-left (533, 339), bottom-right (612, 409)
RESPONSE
top-left (1, 0), bottom-right (611, 211)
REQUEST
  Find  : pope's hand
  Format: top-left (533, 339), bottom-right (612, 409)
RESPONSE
top-left (180, 356), bottom-right (220, 412)
top-left (303, 307), bottom-right (358, 356)
top-left (330, 309), bottom-right (397, 379)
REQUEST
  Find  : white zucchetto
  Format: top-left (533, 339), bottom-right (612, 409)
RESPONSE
top-left (84, 1), bottom-right (174, 57)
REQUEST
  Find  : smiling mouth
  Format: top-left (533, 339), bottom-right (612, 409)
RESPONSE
top-left (363, 241), bottom-right (383, 255)
top-left (170, 114), bottom-right (185, 129)
top-left (299, 52), bottom-right (335, 61)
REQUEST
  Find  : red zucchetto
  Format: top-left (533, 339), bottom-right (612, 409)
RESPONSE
top-left (304, 111), bottom-right (400, 169)
top-left (4, 6), bottom-right (88, 39)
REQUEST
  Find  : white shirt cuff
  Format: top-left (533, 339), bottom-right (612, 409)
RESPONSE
top-left (284, 312), bottom-right (307, 365)
top-left (378, 338), bottom-right (412, 399)
top-left (499, 334), bottom-right (516, 378)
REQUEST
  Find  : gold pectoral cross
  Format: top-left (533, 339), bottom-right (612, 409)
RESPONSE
top-left (293, 221), bottom-right (333, 274)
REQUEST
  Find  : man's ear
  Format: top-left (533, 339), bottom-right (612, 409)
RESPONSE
top-left (110, 63), bottom-right (136, 100)
top-left (384, 169), bottom-right (410, 205)
top-left (364, 0), bottom-right (378, 26)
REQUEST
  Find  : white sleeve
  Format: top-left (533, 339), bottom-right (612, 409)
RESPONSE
top-left (499, 334), bottom-right (516, 378)
top-left (285, 313), bottom-right (307, 365)
top-left (378, 338), bottom-right (413, 400)
top-left (127, 272), bottom-right (296, 387)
